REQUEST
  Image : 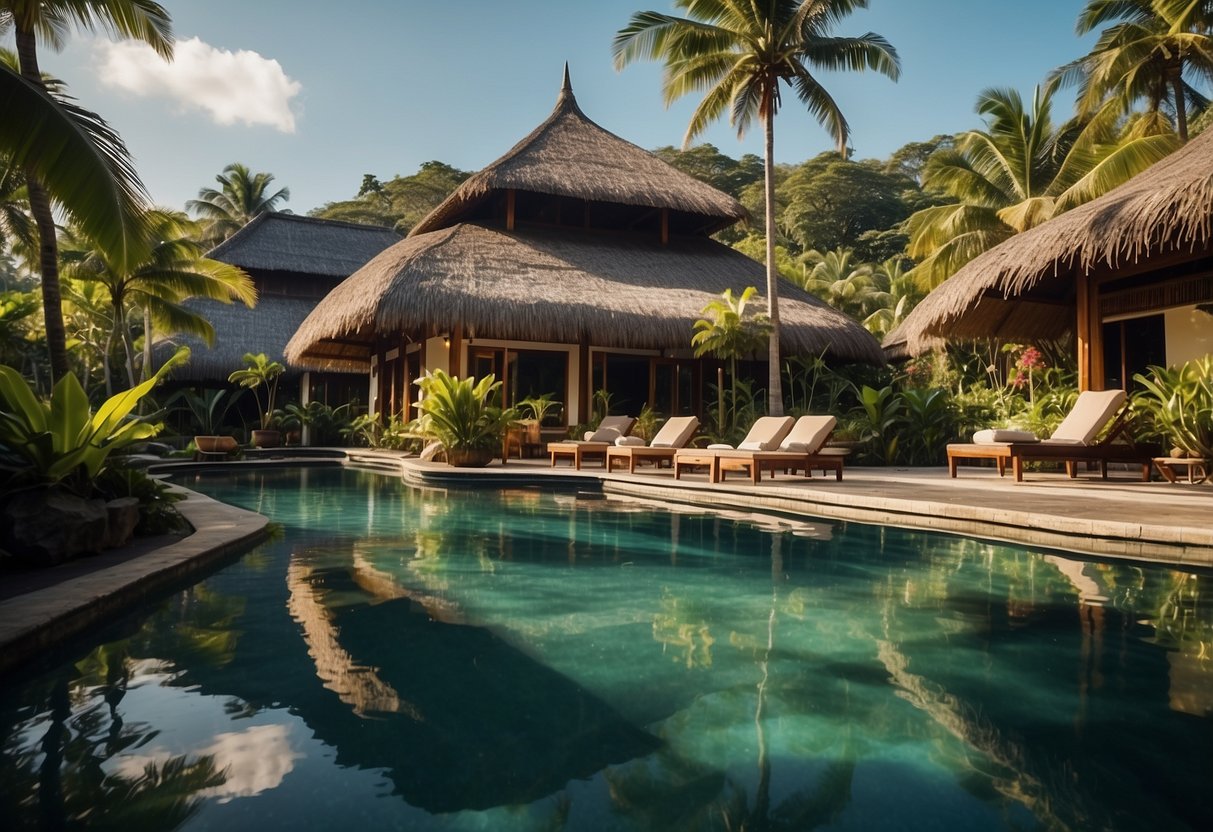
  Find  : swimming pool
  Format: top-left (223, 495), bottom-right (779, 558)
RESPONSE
top-left (2, 466), bottom-right (1210, 830)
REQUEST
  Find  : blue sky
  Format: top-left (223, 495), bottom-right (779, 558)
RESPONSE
top-left (12, 1), bottom-right (1099, 215)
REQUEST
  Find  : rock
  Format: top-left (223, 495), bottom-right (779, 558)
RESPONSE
top-left (103, 497), bottom-right (141, 549)
top-left (0, 489), bottom-right (109, 566)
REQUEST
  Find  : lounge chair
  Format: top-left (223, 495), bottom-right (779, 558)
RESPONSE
top-left (548, 415), bottom-right (636, 470)
top-left (947, 389), bottom-right (1154, 482)
top-left (716, 415), bottom-right (844, 483)
top-left (606, 416), bottom-right (700, 473)
top-left (673, 416), bottom-right (794, 481)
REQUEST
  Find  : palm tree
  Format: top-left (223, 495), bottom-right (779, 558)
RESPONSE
top-left (692, 286), bottom-right (771, 430)
top-left (1, 0), bottom-right (172, 383)
top-left (862, 256), bottom-right (920, 336)
top-left (904, 81), bottom-right (1180, 290)
top-left (1055, 0), bottom-right (1213, 141)
top-left (615, 0), bottom-right (899, 415)
top-left (796, 246), bottom-right (887, 319)
top-left (63, 209), bottom-right (256, 394)
top-left (187, 162), bottom-right (290, 244)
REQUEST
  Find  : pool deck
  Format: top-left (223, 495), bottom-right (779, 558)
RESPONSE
top-left (1, 451), bottom-right (1209, 675)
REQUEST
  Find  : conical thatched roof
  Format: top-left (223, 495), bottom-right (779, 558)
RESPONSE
top-left (887, 127), bottom-right (1213, 356)
top-left (410, 67), bottom-right (748, 236)
top-left (286, 222), bottom-right (884, 369)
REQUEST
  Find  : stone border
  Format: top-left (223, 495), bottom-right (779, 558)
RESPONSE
top-left (0, 484), bottom-right (269, 675)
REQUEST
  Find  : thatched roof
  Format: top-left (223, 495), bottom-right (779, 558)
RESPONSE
top-left (887, 126), bottom-right (1213, 356)
top-left (210, 213), bottom-right (400, 277)
top-left (286, 222), bottom-right (884, 369)
top-left (155, 296), bottom-right (339, 381)
top-left (410, 68), bottom-right (748, 236)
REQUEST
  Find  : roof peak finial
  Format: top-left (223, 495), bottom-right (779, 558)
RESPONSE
top-left (562, 62), bottom-right (572, 93)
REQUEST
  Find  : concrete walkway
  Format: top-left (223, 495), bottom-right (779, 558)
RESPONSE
top-left (2, 451), bottom-right (1209, 675)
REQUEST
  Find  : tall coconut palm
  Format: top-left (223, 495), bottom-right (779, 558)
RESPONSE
top-left (1055, 0), bottom-right (1213, 142)
top-left (615, 0), bottom-right (899, 415)
top-left (187, 163), bottom-right (290, 245)
top-left (862, 256), bottom-right (919, 336)
top-left (1, 0), bottom-right (171, 383)
top-left (905, 81), bottom-right (1180, 291)
top-left (63, 209), bottom-right (256, 394)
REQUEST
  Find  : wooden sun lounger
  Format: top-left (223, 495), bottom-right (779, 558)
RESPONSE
top-left (548, 441), bottom-right (610, 470)
top-left (717, 449), bottom-right (845, 483)
top-left (947, 400), bottom-right (1154, 482)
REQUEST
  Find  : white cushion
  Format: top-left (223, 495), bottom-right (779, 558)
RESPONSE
top-left (649, 416), bottom-right (699, 449)
top-left (1050, 389), bottom-right (1126, 445)
top-left (737, 440), bottom-right (767, 450)
top-left (973, 428), bottom-right (1037, 444)
top-left (706, 443), bottom-right (734, 450)
top-left (779, 415), bottom-right (836, 453)
top-left (614, 435), bottom-right (645, 446)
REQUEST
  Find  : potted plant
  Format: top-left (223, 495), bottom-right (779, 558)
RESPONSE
top-left (1133, 357), bottom-right (1213, 460)
top-left (414, 371), bottom-right (516, 467)
top-left (167, 387), bottom-right (242, 456)
top-left (228, 352), bottom-right (285, 448)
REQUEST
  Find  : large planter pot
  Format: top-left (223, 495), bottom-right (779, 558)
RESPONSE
top-left (446, 446), bottom-right (496, 468)
top-left (251, 429), bottom-right (282, 448)
top-left (195, 435), bottom-right (238, 455)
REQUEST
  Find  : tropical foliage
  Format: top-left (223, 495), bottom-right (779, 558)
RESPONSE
top-left (1, 0), bottom-right (171, 381)
top-left (413, 370), bottom-right (516, 457)
top-left (692, 286), bottom-right (770, 434)
top-left (310, 161), bottom-right (471, 234)
top-left (614, 0), bottom-right (901, 414)
top-left (1056, 0), bottom-right (1213, 141)
top-left (905, 80), bottom-right (1180, 290)
top-left (227, 352), bottom-right (284, 431)
top-left (1133, 355), bottom-right (1213, 458)
top-left (0, 347), bottom-right (185, 495)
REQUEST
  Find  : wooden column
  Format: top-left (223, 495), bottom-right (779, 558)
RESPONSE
top-left (449, 324), bottom-right (463, 376)
top-left (579, 332), bottom-right (591, 424)
top-left (1076, 276), bottom-right (1091, 391)
top-left (1088, 280), bottom-right (1104, 390)
top-left (660, 208), bottom-right (669, 246)
top-left (506, 189), bottom-right (515, 231)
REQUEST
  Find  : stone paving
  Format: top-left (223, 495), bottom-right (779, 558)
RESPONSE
top-left (2, 452), bottom-right (1209, 675)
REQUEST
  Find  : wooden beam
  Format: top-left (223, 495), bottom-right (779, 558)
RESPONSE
top-left (579, 333), bottom-right (591, 424)
top-left (660, 208), bottom-right (669, 246)
top-left (506, 189), bottom-right (515, 231)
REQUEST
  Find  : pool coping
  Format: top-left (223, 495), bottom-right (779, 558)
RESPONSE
top-left (0, 483), bottom-right (270, 675)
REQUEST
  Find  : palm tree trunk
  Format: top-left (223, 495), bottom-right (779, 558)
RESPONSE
top-left (763, 100), bottom-right (784, 416)
top-left (1171, 64), bottom-right (1188, 142)
top-left (15, 28), bottom-right (70, 383)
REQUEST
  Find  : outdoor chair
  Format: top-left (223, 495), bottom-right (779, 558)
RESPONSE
top-left (673, 416), bottom-right (794, 481)
top-left (947, 389), bottom-right (1154, 482)
top-left (547, 415), bottom-right (636, 470)
top-left (606, 416), bottom-right (700, 474)
top-left (715, 415), bottom-right (844, 484)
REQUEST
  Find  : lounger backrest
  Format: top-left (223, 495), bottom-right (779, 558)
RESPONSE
top-left (1049, 390), bottom-right (1127, 445)
top-left (586, 415), bottom-right (636, 442)
top-left (737, 416), bottom-right (795, 451)
top-left (650, 416), bottom-right (699, 449)
top-left (780, 415), bottom-right (836, 453)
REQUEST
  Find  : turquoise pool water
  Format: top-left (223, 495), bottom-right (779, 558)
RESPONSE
top-left (2, 467), bottom-right (1211, 830)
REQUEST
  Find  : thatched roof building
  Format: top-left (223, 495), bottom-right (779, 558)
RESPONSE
top-left (287, 70), bottom-right (881, 423)
top-left (886, 127), bottom-right (1213, 386)
top-left (159, 213), bottom-right (399, 382)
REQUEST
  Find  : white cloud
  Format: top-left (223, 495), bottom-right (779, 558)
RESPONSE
top-left (97, 36), bottom-right (301, 133)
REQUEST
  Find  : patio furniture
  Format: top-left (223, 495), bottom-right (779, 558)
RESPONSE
top-left (606, 416), bottom-right (700, 473)
top-left (947, 389), bottom-right (1153, 482)
top-left (716, 415), bottom-right (844, 483)
top-left (673, 416), bottom-right (794, 481)
top-left (548, 415), bottom-right (636, 470)
top-left (1152, 456), bottom-right (1209, 484)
